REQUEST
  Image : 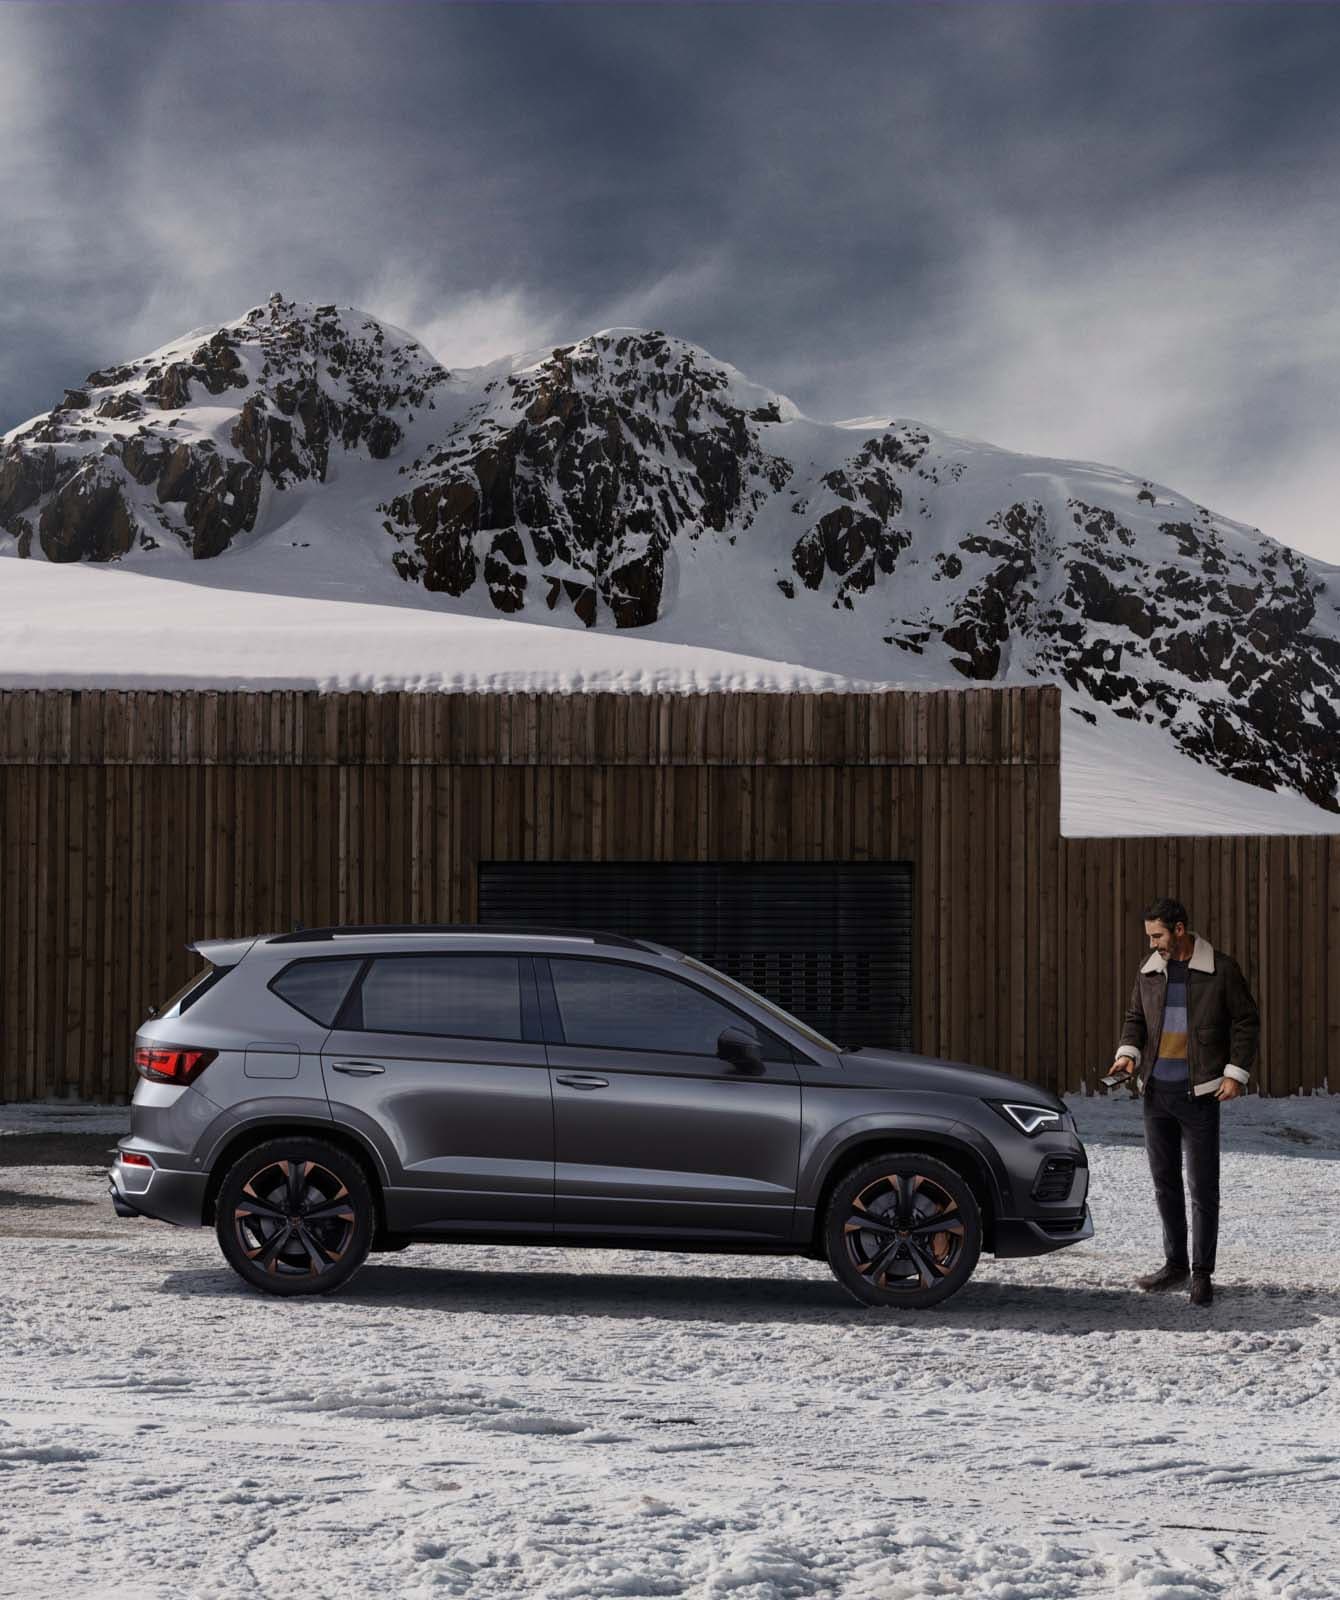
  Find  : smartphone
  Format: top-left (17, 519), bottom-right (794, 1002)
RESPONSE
top-left (1101, 1070), bottom-right (1133, 1088)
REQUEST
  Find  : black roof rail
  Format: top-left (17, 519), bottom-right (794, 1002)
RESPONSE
top-left (264, 923), bottom-right (650, 950)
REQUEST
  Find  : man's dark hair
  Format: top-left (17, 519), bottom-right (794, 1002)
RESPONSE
top-left (1143, 896), bottom-right (1188, 931)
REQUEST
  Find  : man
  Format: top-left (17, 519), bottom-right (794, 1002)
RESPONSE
top-left (1107, 897), bottom-right (1259, 1307)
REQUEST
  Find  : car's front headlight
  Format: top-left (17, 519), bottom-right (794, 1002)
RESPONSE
top-left (988, 1101), bottom-right (1066, 1136)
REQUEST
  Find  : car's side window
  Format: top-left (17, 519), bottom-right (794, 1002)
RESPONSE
top-left (547, 958), bottom-right (792, 1061)
top-left (357, 955), bottom-right (525, 1042)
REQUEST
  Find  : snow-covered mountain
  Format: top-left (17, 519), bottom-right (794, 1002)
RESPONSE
top-left (3, 293), bottom-right (1339, 816)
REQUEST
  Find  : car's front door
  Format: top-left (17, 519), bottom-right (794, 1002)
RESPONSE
top-left (541, 956), bottom-right (802, 1242)
top-left (320, 952), bottom-right (553, 1234)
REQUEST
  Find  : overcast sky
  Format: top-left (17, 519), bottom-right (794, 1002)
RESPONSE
top-left (3, 1), bottom-right (1338, 563)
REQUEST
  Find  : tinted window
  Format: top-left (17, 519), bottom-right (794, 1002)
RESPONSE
top-left (548, 959), bottom-right (790, 1059)
top-left (271, 958), bottom-right (365, 1026)
top-left (159, 964), bottom-right (233, 1019)
top-left (359, 955), bottom-right (524, 1041)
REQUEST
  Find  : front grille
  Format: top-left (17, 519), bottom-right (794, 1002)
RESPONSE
top-left (1032, 1155), bottom-right (1076, 1203)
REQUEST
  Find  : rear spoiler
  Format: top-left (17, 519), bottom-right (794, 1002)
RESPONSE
top-left (188, 934), bottom-right (263, 968)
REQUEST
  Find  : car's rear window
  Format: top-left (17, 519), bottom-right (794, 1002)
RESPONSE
top-left (270, 958), bottom-right (366, 1026)
top-left (158, 964), bottom-right (232, 1019)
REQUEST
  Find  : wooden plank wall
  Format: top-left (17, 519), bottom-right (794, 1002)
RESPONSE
top-left (0, 688), bottom-right (1062, 1103)
top-left (0, 687), bottom-right (1054, 769)
top-left (1058, 836), bottom-right (1338, 1097)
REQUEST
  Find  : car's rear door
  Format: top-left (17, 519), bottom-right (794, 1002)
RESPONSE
top-left (541, 956), bottom-right (802, 1242)
top-left (320, 951), bottom-right (553, 1234)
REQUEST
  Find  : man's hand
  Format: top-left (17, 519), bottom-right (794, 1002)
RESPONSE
top-left (1215, 1078), bottom-right (1243, 1101)
top-left (1108, 1059), bottom-right (1133, 1078)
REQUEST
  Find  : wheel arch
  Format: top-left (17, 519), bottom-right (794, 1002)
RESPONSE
top-left (202, 1119), bottom-right (388, 1233)
top-left (809, 1131), bottom-right (1002, 1254)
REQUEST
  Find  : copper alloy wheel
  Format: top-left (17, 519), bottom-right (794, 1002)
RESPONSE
top-left (232, 1158), bottom-right (357, 1278)
top-left (842, 1171), bottom-right (967, 1291)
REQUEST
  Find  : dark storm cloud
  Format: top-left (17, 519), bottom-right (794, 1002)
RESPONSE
top-left (3, 2), bottom-right (1338, 558)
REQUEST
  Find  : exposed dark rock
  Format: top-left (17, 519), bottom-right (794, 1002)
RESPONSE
top-left (1064, 561), bottom-right (1159, 638)
top-left (564, 580), bottom-right (598, 627)
top-left (38, 465), bottom-right (135, 562)
top-left (188, 331), bottom-right (248, 395)
top-left (152, 363), bottom-right (194, 410)
top-left (0, 445), bottom-right (63, 526)
top-left (120, 434), bottom-right (168, 486)
top-left (1159, 521), bottom-right (1202, 559)
top-left (95, 392), bottom-right (143, 421)
top-left (484, 528), bottom-right (527, 614)
top-left (365, 415), bottom-right (401, 459)
top-left (85, 364), bottom-right (138, 389)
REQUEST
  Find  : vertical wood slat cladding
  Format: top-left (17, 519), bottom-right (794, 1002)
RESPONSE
top-left (1058, 835), bottom-right (1334, 1097)
top-left (0, 687), bottom-right (1333, 1101)
top-left (0, 688), bottom-right (1062, 767)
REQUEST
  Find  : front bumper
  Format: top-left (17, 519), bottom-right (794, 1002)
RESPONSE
top-left (992, 1205), bottom-right (1094, 1257)
top-left (108, 1153), bottom-right (207, 1228)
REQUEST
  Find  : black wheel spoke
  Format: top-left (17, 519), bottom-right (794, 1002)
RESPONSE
top-left (294, 1224), bottom-right (332, 1273)
top-left (257, 1221), bottom-right (293, 1267)
top-left (860, 1237), bottom-right (905, 1282)
top-left (844, 1210), bottom-right (898, 1237)
top-left (285, 1160), bottom-right (308, 1212)
top-left (235, 1196), bottom-right (286, 1223)
top-left (911, 1211), bottom-right (964, 1238)
top-left (302, 1199), bottom-right (356, 1225)
top-left (904, 1237), bottom-right (942, 1287)
top-left (896, 1174), bottom-right (922, 1226)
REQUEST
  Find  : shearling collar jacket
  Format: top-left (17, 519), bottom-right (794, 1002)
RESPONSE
top-left (1115, 932), bottom-right (1260, 1097)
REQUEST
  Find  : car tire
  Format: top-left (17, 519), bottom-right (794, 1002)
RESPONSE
top-left (215, 1137), bottom-right (375, 1297)
top-left (823, 1152), bottom-right (982, 1309)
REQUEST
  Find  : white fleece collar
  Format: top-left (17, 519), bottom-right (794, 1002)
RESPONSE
top-left (1141, 932), bottom-right (1215, 975)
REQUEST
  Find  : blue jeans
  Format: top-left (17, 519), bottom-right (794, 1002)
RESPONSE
top-left (1143, 1078), bottom-right (1221, 1274)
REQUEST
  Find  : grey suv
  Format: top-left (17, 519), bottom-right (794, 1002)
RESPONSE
top-left (111, 926), bottom-right (1092, 1307)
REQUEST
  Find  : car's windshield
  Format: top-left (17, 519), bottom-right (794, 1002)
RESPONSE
top-left (679, 955), bottom-right (840, 1053)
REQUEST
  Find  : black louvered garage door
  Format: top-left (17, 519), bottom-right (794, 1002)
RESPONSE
top-left (478, 861), bottom-right (913, 1050)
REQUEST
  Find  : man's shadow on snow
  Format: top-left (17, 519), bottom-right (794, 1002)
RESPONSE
top-left (157, 1261), bottom-right (1336, 1334)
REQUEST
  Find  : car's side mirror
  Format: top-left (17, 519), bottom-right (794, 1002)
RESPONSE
top-left (717, 1026), bottom-right (764, 1074)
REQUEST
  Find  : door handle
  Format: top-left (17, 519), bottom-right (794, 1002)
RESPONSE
top-left (554, 1074), bottom-right (609, 1090)
top-left (330, 1061), bottom-right (386, 1076)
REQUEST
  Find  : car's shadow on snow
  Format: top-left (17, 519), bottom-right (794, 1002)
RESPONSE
top-left (157, 1260), bottom-right (1337, 1334)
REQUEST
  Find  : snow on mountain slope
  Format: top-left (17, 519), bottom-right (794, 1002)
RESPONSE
top-left (3, 294), bottom-right (1338, 825)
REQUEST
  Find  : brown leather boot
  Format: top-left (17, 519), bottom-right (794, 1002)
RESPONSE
top-left (1189, 1272), bottom-right (1214, 1306)
top-left (1136, 1262), bottom-right (1190, 1292)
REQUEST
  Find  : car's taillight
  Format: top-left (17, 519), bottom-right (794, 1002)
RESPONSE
top-left (134, 1046), bottom-right (217, 1085)
top-left (121, 1151), bottom-right (153, 1168)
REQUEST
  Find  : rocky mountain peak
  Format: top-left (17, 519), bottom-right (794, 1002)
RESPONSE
top-left (380, 326), bottom-right (797, 625)
top-left (0, 294), bottom-right (450, 561)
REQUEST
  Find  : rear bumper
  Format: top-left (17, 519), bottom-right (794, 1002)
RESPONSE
top-left (992, 1206), bottom-right (1094, 1257)
top-left (108, 1157), bottom-right (207, 1228)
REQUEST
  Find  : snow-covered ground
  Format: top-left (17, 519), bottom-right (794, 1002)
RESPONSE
top-left (1, 558), bottom-right (1336, 838)
top-left (2, 1094), bottom-right (1337, 1599)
